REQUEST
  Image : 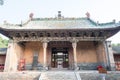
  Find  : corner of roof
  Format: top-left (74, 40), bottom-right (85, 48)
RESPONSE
top-left (86, 18), bottom-right (98, 26)
top-left (1, 19), bottom-right (31, 27)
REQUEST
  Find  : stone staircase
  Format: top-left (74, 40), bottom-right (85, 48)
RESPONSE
top-left (39, 71), bottom-right (79, 80)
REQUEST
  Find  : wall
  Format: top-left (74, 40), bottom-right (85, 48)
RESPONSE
top-left (15, 43), bottom-right (24, 62)
top-left (96, 42), bottom-right (106, 63)
top-left (114, 54), bottom-right (120, 62)
top-left (0, 55), bottom-right (6, 64)
top-left (68, 47), bottom-right (74, 69)
top-left (76, 41), bottom-right (106, 70)
top-left (23, 41), bottom-right (43, 65)
top-left (47, 47), bottom-right (51, 67)
top-left (77, 41), bottom-right (98, 63)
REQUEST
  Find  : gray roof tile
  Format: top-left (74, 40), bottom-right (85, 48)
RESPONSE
top-left (112, 46), bottom-right (120, 54)
top-left (0, 48), bottom-right (7, 55)
top-left (0, 18), bottom-right (118, 30)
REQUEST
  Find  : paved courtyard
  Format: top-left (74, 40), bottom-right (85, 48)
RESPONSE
top-left (0, 71), bottom-right (40, 80)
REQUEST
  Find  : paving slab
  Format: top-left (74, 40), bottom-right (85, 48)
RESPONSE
top-left (39, 71), bottom-right (78, 80)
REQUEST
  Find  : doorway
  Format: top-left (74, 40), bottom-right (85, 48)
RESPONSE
top-left (51, 48), bottom-right (69, 69)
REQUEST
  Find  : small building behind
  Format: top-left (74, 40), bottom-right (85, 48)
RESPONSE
top-left (0, 48), bottom-right (7, 71)
top-left (113, 46), bottom-right (120, 70)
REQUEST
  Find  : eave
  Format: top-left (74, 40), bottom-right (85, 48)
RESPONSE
top-left (0, 17), bottom-right (120, 40)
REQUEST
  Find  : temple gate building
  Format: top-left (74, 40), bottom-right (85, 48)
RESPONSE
top-left (0, 12), bottom-right (120, 72)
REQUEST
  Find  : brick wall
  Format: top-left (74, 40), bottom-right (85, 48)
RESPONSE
top-left (77, 41), bottom-right (98, 63)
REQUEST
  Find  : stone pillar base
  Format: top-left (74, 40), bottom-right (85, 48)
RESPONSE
top-left (110, 66), bottom-right (116, 71)
top-left (74, 67), bottom-right (79, 71)
top-left (43, 66), bottom-right (49, 71)
top-left (74, 63), bottom-right (79, 70)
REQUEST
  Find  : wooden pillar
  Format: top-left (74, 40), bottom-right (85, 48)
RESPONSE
top-left (43, 42), bottom-right (48, 70)
top-left (4, 40), bottom-right (18, 72)
top-left (72, 42), bottom-right (78, 70)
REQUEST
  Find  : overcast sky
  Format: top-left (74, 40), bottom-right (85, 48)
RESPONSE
top-left (0, 0), bottom-right (120, 43)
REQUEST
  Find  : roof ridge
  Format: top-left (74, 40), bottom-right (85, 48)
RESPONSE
top-left (31, 17), bottom-right (87, 21)
top-left (87, 18), bottom-right (97, 26)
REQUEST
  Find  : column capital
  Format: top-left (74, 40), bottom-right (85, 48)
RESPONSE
top-left (71, 38), bottom-right (78, 48)
top-left (72, 42), bottom-right (77, 48)
top-left (69, 37), bottom-right (79, 43)
top-left (43, 42), bottom-right (48, 49)
top-left (41, 38), bottom-right (49, 43)
top-left (9, 39), bottom-right (20, 43)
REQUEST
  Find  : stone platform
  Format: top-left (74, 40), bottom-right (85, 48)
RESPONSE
top-left (79, 71), bottom-right (120, 80)
top-left (0, 71), bottom-right (120, 80)
top-left (0, 71), bottom-right (40, 80)
top-left (39, 71), bottom-right (78, 80)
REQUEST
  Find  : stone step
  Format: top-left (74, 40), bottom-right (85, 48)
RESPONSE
top-left (39, 71), bottom-right (78, 80)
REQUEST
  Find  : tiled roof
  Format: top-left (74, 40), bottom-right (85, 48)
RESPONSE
top-left (112, 46), bottom-right (120, 54)
top-left (0, 18), bottom-right (119, 30)
top-left (0, 48), bottom-right (7, 55)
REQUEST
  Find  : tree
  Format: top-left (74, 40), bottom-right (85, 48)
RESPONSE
top-left (112, 44), bottom-right (116, 46)
top-left (112, 43), bottom-right (120, 46)
top-left (0, 36), bottom-right (9, 48)
top-left (117, 43), bottom-right (120, 46)
top-left (0, 0), bottom-right (4, 5)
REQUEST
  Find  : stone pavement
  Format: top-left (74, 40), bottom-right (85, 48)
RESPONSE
top-left (0, 71), bottom-right (120, 80)
top-left (79, 71), bottom-right (120, 80)
top-left (0, 71), bottom-right (40, 80)
top-left (39, 71), bottom-right (79, 80)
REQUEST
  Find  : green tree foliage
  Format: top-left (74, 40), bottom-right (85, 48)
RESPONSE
top-left (117, 43), bottom-right (120, 46)
top-left (112, 43), bottom-right (120, 46)
top-left (0, 36), bottom-right (9, 48)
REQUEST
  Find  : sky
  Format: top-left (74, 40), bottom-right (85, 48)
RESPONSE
top-left (0, 0), bottom-right (120, 44)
